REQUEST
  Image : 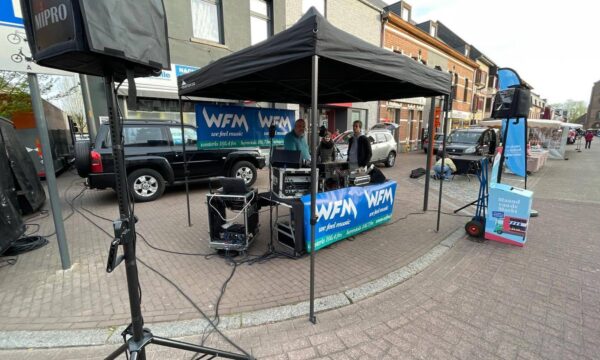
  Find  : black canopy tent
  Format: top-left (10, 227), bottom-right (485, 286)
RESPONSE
top-left (178, 8), bottom-right (452, 323)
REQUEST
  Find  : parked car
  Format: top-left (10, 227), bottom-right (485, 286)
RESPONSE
top-left (370, 122), bottom-right (399, 135)
top-left (422, 133), bottom-right (445, 154)
top-left (333, 130), bottom-right (397, 167)
top-left (75, 120), bottom-right (266, 202)
top-left (438, 127), bottom-right (498, 156)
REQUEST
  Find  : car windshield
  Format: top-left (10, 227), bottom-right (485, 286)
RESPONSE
top-left (448, 131), bottom-right (480, 144)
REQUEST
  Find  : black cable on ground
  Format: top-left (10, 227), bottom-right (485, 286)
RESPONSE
top-left (199, 257), bottom-right (237, 346)
top-left (137, 257), bottom-right (252, 358)
top-left (67, 182), bottom-right (252, 357)
top-left (0, 257), bottom-right (18, 268)
top-left (3, 236), bottom-right (49, 256)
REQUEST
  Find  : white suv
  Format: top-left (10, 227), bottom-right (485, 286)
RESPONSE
top-left (334, 130), bottom-right (397, 167)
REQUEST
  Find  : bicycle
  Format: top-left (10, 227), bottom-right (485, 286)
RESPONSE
top-left (11, 48), bottom-right (32, 63)
top-left (7, 30), bottom-right (27, 44)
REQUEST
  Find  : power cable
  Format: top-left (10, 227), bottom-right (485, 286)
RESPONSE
top-left (66, 181), bottom-right (251, 356)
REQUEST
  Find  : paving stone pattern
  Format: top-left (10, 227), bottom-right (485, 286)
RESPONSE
top-left (3, 146), bottom-right (597, 359)
top-left (0, 153), bottom-right (463, 332)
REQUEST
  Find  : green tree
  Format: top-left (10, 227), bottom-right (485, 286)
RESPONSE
top-left (0, 71), bottom-right (56, 119)
top-left (551, 99), bottom-right (588, 123)
top-left (0, 71), bottom-right (31, 118)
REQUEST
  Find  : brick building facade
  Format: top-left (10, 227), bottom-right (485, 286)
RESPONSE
top-left (379, 10), bottom-right (478, 151)
top-left (586, 80), bottom-right (600, 130)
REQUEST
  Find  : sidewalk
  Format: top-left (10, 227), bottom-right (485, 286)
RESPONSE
top-left (2, 145), bottom-right (598, 359)
top-left (0, 148), bottom-right (600, 360)
top-left (0, 152), bottom-right (467, 336)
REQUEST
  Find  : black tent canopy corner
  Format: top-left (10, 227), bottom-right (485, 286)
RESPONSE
top-left (178, 7), bottom-right (451, 103)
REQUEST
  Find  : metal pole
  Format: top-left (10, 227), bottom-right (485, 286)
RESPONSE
top-left (423, 97), bottom-right (436, 211)
top-left (103, 71), bottom-right (146, 358)
top-left (27, 73), bottom-right (71, 270)
top-left (436, 94), bottom-right (451, 232)
top-left (79, 74), bottom-right (97, 139)
top-left (309, 54), bottom-right (319, 324)
top-left (497, 118), bottom-right (511, 184)
top-left (524, 117), bottom-right (528, 189)
top-left (179, 96), bottom-right (191, 226)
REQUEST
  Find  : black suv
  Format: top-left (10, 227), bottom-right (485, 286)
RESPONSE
top-left (439, 127), bottom-right (498, 156)
top-left (75, 120), bottom-right (265, 202)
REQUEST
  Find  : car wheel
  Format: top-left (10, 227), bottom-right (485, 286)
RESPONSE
top-left (74, 140), bottom-right (91, 177)
top-left (127, 168), bottom-right (165, 202)
top-left (384, 151), bottom-right (396, 167)
top-left (230, 161), bottom-right (257, 186)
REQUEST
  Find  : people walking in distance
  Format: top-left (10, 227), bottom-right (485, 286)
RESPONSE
top-left (584, 130), bottom-right (594, 149)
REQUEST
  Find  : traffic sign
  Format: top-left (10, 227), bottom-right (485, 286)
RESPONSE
top-left (0, 0), bottom-right (72, 75)
top-left (0, 0), bottom-right (24, 28)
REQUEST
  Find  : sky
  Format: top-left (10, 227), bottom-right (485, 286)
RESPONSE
top-left (383, 0), bottom-right (599, 105)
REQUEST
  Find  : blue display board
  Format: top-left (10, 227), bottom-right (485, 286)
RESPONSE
top-left (195, 104), bottom-right (295, 149)
top-left (502, 118), bottom-right (527, 177)
top-left (301, 181), bottom-right (397, 252)
top-left (484, 182), bottom-right (533, 247)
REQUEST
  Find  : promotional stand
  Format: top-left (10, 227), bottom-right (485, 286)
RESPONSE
top-left (482, 68), bottom-right (534, 246)
top-left (178, 7), bottom-right (452, 323)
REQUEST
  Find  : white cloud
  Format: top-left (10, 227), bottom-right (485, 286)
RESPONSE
top-left (384, 0), bottom-right (599, 104)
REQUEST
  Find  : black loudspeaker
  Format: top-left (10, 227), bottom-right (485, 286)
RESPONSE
top-left (19, 0), bottom-right (170, 80)
top-left (0, 123), bottom-right (25, 255)
top-left (269, 124), bottom-right (276, 139)
top-left (491, 87), bottom-right (531, 119)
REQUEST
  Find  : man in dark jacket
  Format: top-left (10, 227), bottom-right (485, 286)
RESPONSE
top-left (347, 120), bottom-right (372, 171)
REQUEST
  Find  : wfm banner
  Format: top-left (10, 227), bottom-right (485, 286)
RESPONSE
top-left (195, 104), bottom-right (295, 149)
top-left (301, 181), bottom-right (397, 252)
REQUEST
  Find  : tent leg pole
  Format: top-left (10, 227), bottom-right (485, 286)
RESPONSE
top-left (423, 97), bottom-right (437, 211)
top-left (437, 93), bottom-right (451, 232)
top-left (179, 96), bottom-right (192, 227)
top-left (309, 54), bottom-right (319, 324)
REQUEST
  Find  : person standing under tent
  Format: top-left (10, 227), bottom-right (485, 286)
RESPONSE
top-left (317, 130), bottom-right (336, 163)
top-left (585, 130), bottom-right (594, 149)
top-left (347, 120), bottom-right (372, 171)
top-left (283, 118), bottom-right (311, 161)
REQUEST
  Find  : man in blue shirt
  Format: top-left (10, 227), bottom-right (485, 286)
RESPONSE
top-left (283, 118), bottom-right (310, 161)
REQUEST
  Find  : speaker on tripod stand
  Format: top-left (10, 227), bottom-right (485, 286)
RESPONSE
top-left (20, 1), bottom-right (252, 359)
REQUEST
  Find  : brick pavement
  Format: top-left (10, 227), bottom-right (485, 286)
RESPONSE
top-left (0, 152), bottom-right (465, 332)
top-left (1, 146), bottom-right (597, 359)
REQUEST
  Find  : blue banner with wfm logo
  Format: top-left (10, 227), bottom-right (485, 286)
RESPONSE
top-left (301, 181), bottom-right (397, 252)
top-left (195, 104), bottom-right (295, 149)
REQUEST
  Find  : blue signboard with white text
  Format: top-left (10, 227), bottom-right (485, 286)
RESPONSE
top-left (195, 104), bottom-right (295, 149)
top-left (484, 182), bottom-right (533, 247)
top-left (301, 181), bottom-right (397, 252)
top-left (1, 0), bottom-right (24, 28)
top-left (502, 118), bottom-right (527, 177)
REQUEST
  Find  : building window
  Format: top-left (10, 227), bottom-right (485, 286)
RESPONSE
top-left (597, 111), bottom-right (600, 121)
top-left (303, 0), bottom-right (325, 15)
top-left (401, 6), bottom-right (410, 21)
top-left (464, 78), bottom-right (469, 102)
top-left (191, 0), bottom-right (223, 44)
top-left (429, 24), bottom-right (436, 37)
top-left (250, 0), bottom-right (272, 45)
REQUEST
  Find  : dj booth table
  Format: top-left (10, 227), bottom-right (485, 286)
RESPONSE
top-left (260, 179), bottom-right (398, 257)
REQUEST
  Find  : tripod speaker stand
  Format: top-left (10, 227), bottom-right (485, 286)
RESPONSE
top-left (102, 71), bottom-right (253, 360)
